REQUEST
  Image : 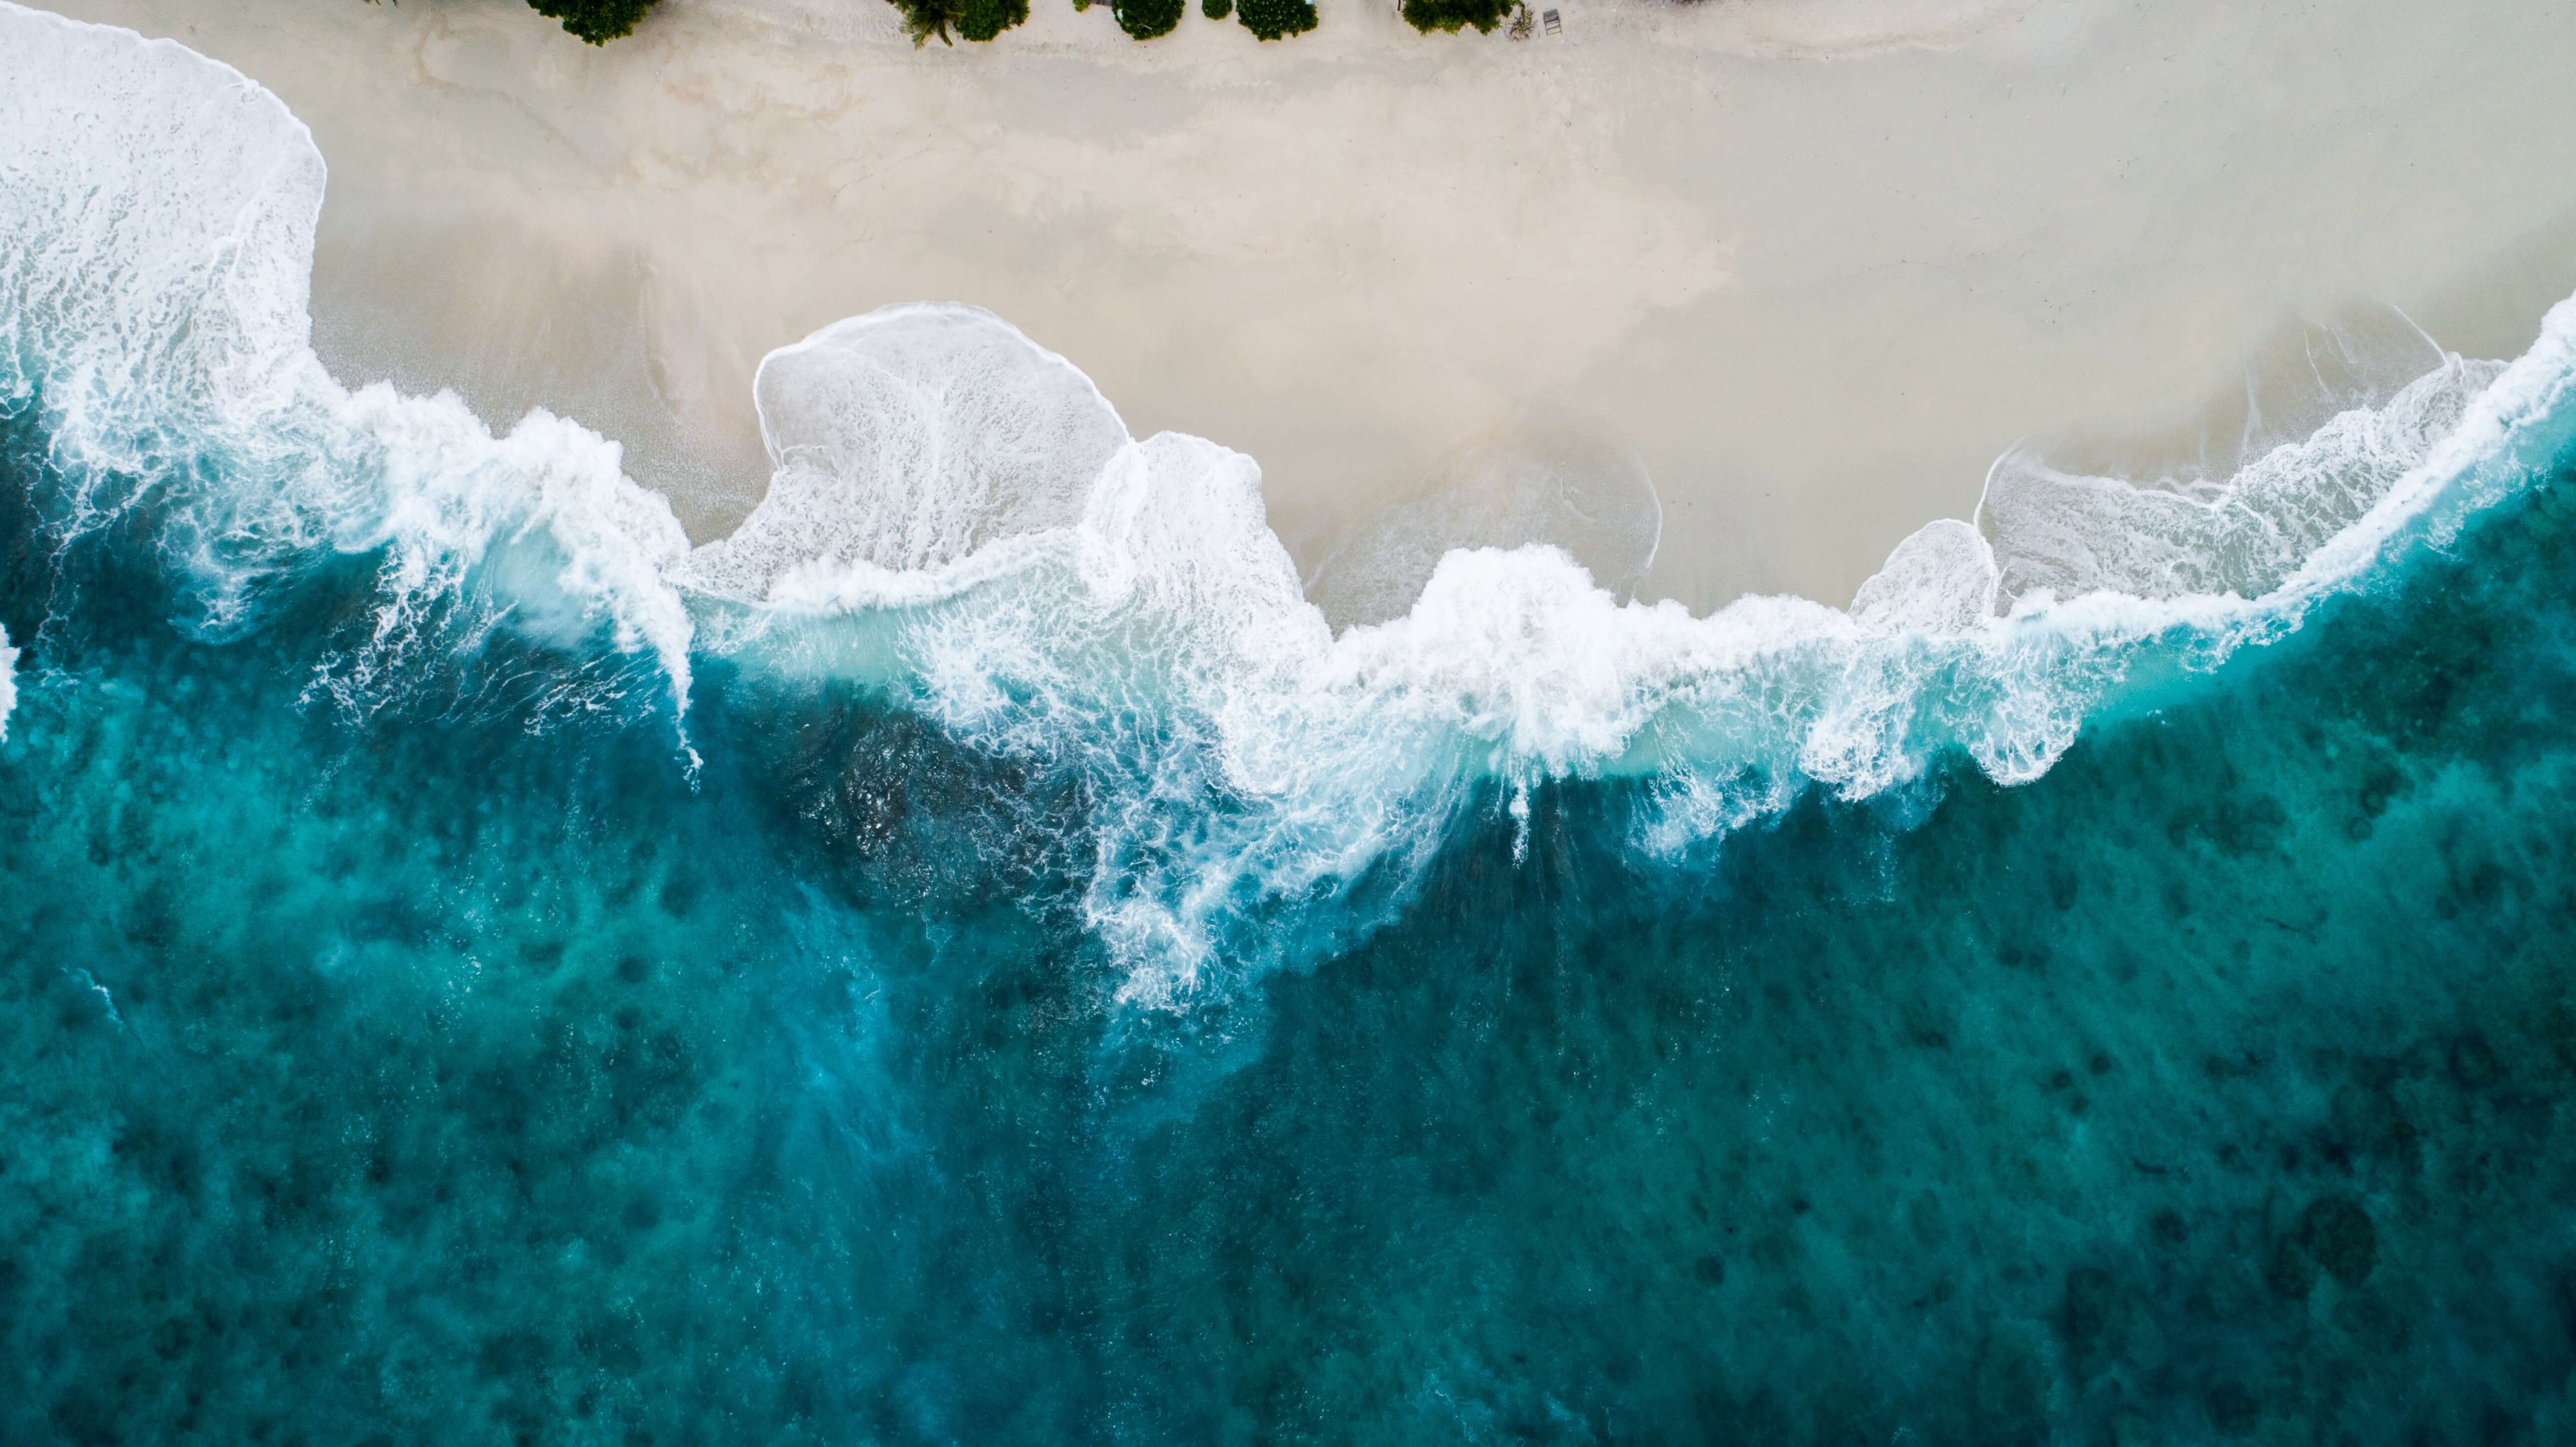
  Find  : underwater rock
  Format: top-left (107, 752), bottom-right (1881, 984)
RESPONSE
top-left (2301, 1195), bottom-right (2378, 1287)
top-left (2204, 1380), bottom-right (2262, 1439)
top-left (2269, 1194), bottom-right (2378, 1298)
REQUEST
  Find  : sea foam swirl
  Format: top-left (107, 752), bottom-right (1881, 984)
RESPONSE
top-left (0, 2), bottom-right (694, 711)
top-left (7, 1), bottom-right (2575, 999)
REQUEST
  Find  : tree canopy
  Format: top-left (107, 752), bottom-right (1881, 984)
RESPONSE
top-left (887, 0), bottom-right (1031, 44)
top-left (1399, 0), bottom-right (1511, 33)
top-left (1235, 0), bottom-right (1317, 40)
top-left (361, 0), bottom-right (1336, 50)
top-left (1112, 0), bottom-right (1187, 40)
top-left (527, 0), bottom-right (662, 44)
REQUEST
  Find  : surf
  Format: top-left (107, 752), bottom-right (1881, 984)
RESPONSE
top-left (8, 1), bottom-right (2576, 1001)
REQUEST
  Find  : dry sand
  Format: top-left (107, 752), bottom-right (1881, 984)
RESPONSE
top-left (36, 0), bottom-right (2576, 610)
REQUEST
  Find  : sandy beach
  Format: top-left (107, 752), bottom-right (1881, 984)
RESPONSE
top-left (37, 0), bottom-right (2576, 611)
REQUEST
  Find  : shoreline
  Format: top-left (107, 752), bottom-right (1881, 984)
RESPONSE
top-left (36, 0), bottom-right (2576, 612)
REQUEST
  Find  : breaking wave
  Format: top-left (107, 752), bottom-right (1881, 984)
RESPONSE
top-left (8, 1), bottom-right (2576, 1000)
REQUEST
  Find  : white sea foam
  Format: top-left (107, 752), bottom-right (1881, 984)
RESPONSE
top-left (0, 623), bottom-right (16, 743)
top-left (692, 293), bottom-right (2576, 999)
top-left (1305, 420), bottom-right (1663, 632)
top-left (684, 305), bottom-right (1131, 599)
top-left (0, 2), bottom-right (695, 717)
top-left (8, 2), bottom-right (2574, 1000)
top-left (1850, 520), bottom-right (1997, 635)
top-left (1980, 355), bottom-right (2507, 606)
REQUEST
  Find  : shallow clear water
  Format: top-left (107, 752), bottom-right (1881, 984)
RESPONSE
top-left (11, 6), bottom-right (2576, 1445)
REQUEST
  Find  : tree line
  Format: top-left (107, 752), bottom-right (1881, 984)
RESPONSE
top-left (393, 0), bottom-right (1527, 48)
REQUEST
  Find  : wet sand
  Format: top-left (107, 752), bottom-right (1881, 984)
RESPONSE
top-left (37, 0), bottom-right (2576, 610)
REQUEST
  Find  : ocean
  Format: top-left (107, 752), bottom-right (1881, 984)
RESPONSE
top-left (9, 5), bottom-right (2576, 1444)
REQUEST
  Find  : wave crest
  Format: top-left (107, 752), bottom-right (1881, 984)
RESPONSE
top-left (0, 622), bottom-right (15, 743)
top-left (0, 2), bottom-right (694, 713)
top-left (9, 1), bottom-right (2576, 999)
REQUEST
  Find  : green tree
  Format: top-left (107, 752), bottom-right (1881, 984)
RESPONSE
top-left (1399, 0), bottom-right (1509, 32)
top-left (887, 0), bottom-right (1030, 44)
top-left (1235, 0), bottom-right (1315, 39)
top-left (1113, 0), bottom-right (1186, 39)
top-left (1202, 0), bottom-right (1233, 17)
top-left (527, 0), bottom-right (662, 44)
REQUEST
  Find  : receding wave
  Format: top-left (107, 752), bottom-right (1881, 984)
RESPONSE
top-left (0, 622), bottom-right (15, 741)
top-left (7, 1), bottom-right (2576, 1000)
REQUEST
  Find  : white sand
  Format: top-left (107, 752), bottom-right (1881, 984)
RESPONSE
top-left (36, 0), bottom-right (2576, 609)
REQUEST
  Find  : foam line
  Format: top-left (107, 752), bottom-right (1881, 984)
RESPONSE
top-left (1, 2), bottom-right (697, 716)
top-left (0, 623), bottom-right (16, 743)
top-left (9, 1), bottom-right (2574, 997)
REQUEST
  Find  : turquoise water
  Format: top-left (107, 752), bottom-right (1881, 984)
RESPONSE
top-left (13, 418), bottom-right (2576, 1447)
top-left (12, 6), bottom-right (2576, 1445)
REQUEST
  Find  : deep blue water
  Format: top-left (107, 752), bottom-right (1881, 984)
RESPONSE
top-left (8, 373), bottom-right (2576, 1446)
top-left (12, 6), bottom-right (2576, 1445)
